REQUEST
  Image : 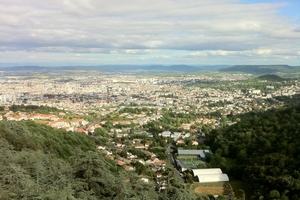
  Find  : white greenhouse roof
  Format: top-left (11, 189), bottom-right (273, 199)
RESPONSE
top-left (192, 168), bottom-right (223, 176)
top-left (196, 174), bottom-right (229, 183)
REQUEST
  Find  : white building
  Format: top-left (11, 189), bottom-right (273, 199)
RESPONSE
top-left (192, 168), bottom-right (229, 183)
top-left (192, 168), bottom-right (222, 176)
top-left (195, 174), bottom-right (229, 183)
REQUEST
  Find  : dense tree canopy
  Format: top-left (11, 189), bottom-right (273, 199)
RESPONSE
top-left (206, 104), bottom-right (300, 199)
top-left (0, 120), bottom-right (201, 199)
top-left (9, 104), bottom-right (61, 114)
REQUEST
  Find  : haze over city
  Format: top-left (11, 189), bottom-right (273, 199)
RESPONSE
top-left (1, 0), bottom-right (300, 66)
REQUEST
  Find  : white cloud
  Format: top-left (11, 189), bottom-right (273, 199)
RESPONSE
top-left (190, 52), bottom-right (208, 57)
top-left (210, 50), bottom-right (238, 56)
top-left (0, 0), bottom-right (299, 65)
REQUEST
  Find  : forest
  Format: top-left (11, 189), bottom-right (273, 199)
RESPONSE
top-left (0, 120), bottom-right (208, 200)
top-left (206, 104), bottom-right (300, 199)
top-left (9, 104), bottom-right (61, 114)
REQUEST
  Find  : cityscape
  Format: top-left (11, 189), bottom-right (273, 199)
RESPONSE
top-left (1, 0), bottom-right (300, 199)
top-left (1, 72), bottom-right (298, 132)
top-left (0, 66), bottom-right (299, 199)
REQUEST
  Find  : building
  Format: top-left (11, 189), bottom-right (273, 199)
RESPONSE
top-left (177, 149), bottom-right (213, 159)
top-left (191, 168), bottom-right (222, 176)
top-left (192, 168), bottom-right (229, 183)
top-left (195, 174), bottom-right (229, 183)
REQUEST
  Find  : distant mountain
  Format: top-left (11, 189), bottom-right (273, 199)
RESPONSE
top-left (74, 65), bottom-right (228, 72)
top-left (219, 65), bottom-right (300, 74)
top-left (0, 65), bottom-right (229, 73)
top-left (142, 65), bottom-right (199, 72)
top-left (257, 74), bottom-right (286, 81)
top-left (0, 66), bottom-right (47, 71)
top-left (147, 65), bottom-right (227, 72)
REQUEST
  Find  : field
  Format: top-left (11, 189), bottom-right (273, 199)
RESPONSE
top-left (190, 181), bottom-right (249, 199)
top-left (190, 182), bottom-right (225, 195)
top-left (177, 155), bottom-right (207, 169)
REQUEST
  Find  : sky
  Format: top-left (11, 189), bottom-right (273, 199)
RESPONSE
top-left (1, 0), bottom-right (300, 66)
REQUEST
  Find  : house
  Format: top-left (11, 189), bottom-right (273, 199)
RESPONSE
top-left (127, 152), bottom-right (137, 159)
top-left (119, 157), bottom-right (131, 164)
top-left (76, 127), bottom-right (88, 134)
top-left (48, 120), bottom-right (69, 129)
top-left (138, 159), bottom-right (146, 165)
top-left (172, 132), bottom-right (182, 141)
top-left (135, 144), bottom-right (146, 149)
top-left (150, 161), bottom-right (165, 168)
top-left (103, 150), bottom-right (113, 156)
top-left (159, 131), bottom-right (171, 137)
top-left (140, 178), bottom-right (149, 183)
top-left (71, 119), bottom-right (88, 127)
top-left (176, 139), bottom-right (185, 145)
top-left (87, 126), bottom-right (95, 133)
top-left (115, 159), bottom-right (125, 166)
top-left (12, 115), bottom-right (23, 121)
top-left (115, 142), bottom-right (125, 148)
top-left (33, 114), bottom-right (57, 120)
top-left (155, 172), bottom-right (163, 178)
top-left (112, 121), bottom-right (119, 126)
top-left (124, 165), bottom-right (135, 171)
top-left (96, 145), bottom-right (106, 150)
top-left (181, 123), bottom-right (191, 130)
top-left (144, 142), bottom-right (151, 149)
top-left (190, 129), bottom-right (197, 133)
top-left (182, 132), bottom-right (190, 138)
top-left (100, 120), bottom-right (107, 125)
top-left (59, 112), bottom-right (66, 116)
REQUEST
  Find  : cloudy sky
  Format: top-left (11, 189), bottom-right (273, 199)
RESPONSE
top-left (1, 0), bottom-right (300, 66)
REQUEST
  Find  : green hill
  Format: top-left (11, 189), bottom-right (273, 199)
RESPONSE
top-left (257, 74), bottom-right (286, 81)
top-left (206, 104), bottom-right (300, 199)
top-left (0, 120), bottom-right (199, 200)
top-left (219, 65), bottom-right (300, 74)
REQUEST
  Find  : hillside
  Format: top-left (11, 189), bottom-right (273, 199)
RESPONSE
top-left (219, 65), bottom-right (300, 74)
top-left (0, 65), bottom-right (228, 76)
top-left (206, 104), bottom-right (300, 199)
top-left (0, 120), bottom-right (200, 200)
top-left (256, 74), bottom-right (286, 81)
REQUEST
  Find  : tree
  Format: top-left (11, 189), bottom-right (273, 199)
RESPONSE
top-left (0, 139), bottom-right (74, 199)
top-left (268, 190), bottom-right (280, 199)
top-left (94, 127), bottom-right (109, 137)
top-left (72, 150), bottom-right (117, 199)
top-left (205, 104), bottom-right (300, 199)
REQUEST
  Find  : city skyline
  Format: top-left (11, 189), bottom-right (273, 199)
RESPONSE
top-left (1, 0), bottom-right (300, 66)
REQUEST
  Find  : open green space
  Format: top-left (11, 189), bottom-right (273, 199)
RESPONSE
top-left (190, 182), bottom-right (225, 195)
top-left (190, 181), bottom-right (249, 199)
